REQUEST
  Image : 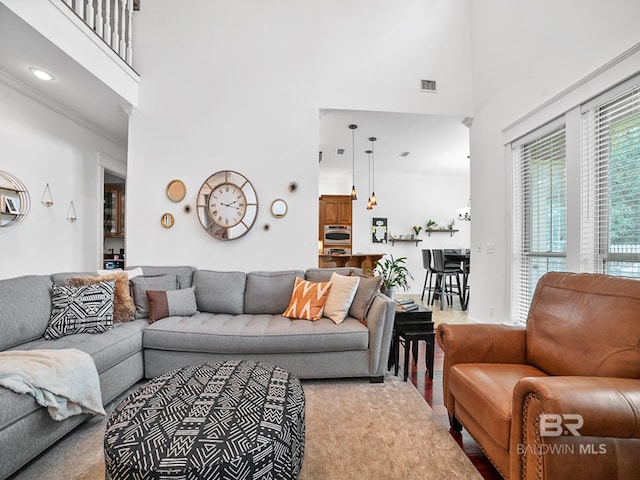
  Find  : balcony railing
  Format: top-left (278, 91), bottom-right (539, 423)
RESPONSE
top-left (62, 0), bottom-right (134, 65)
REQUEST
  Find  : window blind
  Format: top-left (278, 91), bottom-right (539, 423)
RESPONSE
top-left (581, 83), bottom-right (640, 277)
top-left (512, 124), bottom-right (567, 324)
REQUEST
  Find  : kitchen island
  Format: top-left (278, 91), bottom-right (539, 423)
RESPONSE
top-left (318, 253), bottom-right (384, 275)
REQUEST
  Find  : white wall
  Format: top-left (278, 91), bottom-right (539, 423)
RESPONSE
top-left (0, 80), bottom-right (126, 279)
top-left (126, 0), bottom-right (473, 271)
top-left (468, 0), bottom-right (640, 323)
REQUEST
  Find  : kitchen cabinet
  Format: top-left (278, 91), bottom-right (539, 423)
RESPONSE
top-left (319, 195), bottom-right (352, 226)
top-left (104, 184), bottom-right (125, 237)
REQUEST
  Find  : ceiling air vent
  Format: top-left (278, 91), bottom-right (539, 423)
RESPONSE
top-left (420, 79), bottom-right (437, 92)
top-left (336, 148), bottom-right (345, 155)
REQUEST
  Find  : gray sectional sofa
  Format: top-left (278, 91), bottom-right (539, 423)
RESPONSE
top-left (0, 266), bottom-right (395, 479)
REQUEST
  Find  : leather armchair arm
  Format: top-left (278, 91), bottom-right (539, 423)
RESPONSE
top-left (511, 376), bottom-right (640, 480)
top-left (513, 376), bottom-right (640, 439)
top-left (436, 323), bottom-right (527, 365)
top-left (437, 323), bottom-right (527, 415)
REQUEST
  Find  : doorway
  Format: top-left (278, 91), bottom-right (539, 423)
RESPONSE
top-left (103, 171), bottom-right (126, 270)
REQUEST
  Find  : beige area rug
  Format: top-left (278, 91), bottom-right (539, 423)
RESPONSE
top-left (13, 376), bottom-right (481, 480)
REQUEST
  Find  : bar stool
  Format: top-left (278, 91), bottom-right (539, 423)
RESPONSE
top-left (420, 249), bottom-right (436, 303)
top-left (430, 249), bottom-right (461, 310)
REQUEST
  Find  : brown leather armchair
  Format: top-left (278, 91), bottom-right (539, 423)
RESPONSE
top-left (437, 272), bottom-right (640, 480)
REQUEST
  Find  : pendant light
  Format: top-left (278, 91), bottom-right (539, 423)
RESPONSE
top-left (369, 137), bottom-right (378, 206)
top-left (349, 124), bottom-right (358, 200)
top-left (365, 149), bottom-right (373, 210)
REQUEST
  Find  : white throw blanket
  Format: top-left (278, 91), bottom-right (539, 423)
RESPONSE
top-left (0, 348), bottom-right (106, 421)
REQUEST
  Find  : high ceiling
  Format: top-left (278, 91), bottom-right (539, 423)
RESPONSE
top-left (0, 3), bottom-right (130, 145)
top-left (319, 109), bottom-right (470, 180)
top-left (1, 3), bottom-right (471, 170)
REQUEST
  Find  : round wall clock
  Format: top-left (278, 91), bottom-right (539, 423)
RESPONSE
top-left (196, 170), bottom-right (258, 240)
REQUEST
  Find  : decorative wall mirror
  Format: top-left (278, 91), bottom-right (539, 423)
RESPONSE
top-left (160, 212), bottom-right (175, 228)
top-left (270, 199), bottom-right (288, 218)
top-left (166, 180), bottom-right (186, 202)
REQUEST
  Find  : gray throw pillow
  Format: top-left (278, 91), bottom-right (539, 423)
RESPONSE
top-left (130, 274), bottom-right (179, 318)
top-left (348, 273), bottom-right (383, 322)
top-left (44, 280), bottom-right (115, 339)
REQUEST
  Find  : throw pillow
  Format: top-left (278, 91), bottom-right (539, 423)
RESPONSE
top-left (44, 280), bottom-right (115, 340)
top-left (146, 287), bottom-right (198, 323)
top-left (283, 277), bottom-right (332, 321)
top-left (323, 272), bottom-right (360, 324)
top-left (348, 273), bottom-right (384, 323)
top-left (68, 272), bottom-right (135, 322)
top-left (130, 274), bottom-right (179, 318)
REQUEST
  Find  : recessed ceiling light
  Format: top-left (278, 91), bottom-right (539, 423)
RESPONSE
top-left (28, 67), bottom-right (55, 81)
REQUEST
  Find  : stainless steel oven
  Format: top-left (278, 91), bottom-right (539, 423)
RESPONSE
top-left (323, 225), bottom-right (351, 245)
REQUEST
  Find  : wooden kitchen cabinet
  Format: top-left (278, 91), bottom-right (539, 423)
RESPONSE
top-left (319, 194), bottom-right (352, 226)
top-left (104, 184), bottom-right (125, 237)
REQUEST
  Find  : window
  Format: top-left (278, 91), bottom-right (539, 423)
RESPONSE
top-left (582, 83), bottom-right (640, 277)
top-left (512, 124), bottom-right (567, 324)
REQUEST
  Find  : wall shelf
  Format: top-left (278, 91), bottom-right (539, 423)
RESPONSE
top-left (390, 238), bottom-right (423, 246)
top-left (0, 171), bottom-right (31, 228)
top-left (426, 228), bottom-right (459, 237)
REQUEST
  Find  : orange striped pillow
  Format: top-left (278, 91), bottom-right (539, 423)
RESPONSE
top-left (283, 277), bottom-right (332, 321)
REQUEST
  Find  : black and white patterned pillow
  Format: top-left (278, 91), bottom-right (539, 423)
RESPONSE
top-left (44, 280), bottom-right (115, 339)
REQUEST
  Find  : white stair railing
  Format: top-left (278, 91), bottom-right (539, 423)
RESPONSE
top-left (62, 0), bottom-right (134, 66)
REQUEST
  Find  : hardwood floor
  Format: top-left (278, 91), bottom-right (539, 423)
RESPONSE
top-left (395, 296), bottom-right (503, 480)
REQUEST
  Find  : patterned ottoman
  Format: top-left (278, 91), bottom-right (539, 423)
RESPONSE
top-left (104, 360), bottom-right (305, 480)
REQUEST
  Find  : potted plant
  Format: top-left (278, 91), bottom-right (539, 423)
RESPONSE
top-left (426, 219), bottom-right (437, 230)
top-left (412, 225), bottom-right (422, 237)
top-left (375, 255), bottom-right (413, 299)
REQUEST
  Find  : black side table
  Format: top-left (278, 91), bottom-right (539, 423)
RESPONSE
top-left (389, 305), bottom-right (435, 381)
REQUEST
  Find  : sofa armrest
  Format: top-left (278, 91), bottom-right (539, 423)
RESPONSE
top-left (510, 376), bottom-right (640, 479)
top-left (365, 293), bottom-right (396, 378)
top-left (437, 323), bottom-right (527, 416)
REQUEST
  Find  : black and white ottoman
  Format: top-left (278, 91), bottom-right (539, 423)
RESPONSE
top-left (104, 360), bottom-right (305, 480)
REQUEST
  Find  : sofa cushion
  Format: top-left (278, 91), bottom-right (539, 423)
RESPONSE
top-left (305, 267), bottom-right (362, 283)
top-left (449, 363), bottom-right (548, 450)
top-left (51, 272), bottom-right (97, 285)
top-left (43, 281), bottom-right (115, 340)
top-left (244, 270), bottom-right (304, 314)
top-left (0, 275), bottom-right (53, 350)
top-left (67, 272), bottom-right (135, 323)
top-left (283, 277), bottom-right (332, 321)
top-left (146, 287), bottom-right (198, 323)
top-left (130, 274), bottom-right (179, 318)
top-left (143, 313), bottom-right (369, 354)
top-left (2, 320), bottom-right (147, 431)
top-left (527, 272), bottom-right (640, 377)
top-left (193, 270), bottom-right (246, 315)
top-left (130, 266), bottom-right (196, 289)
top-left (323, 272), bottom-right (360, 324)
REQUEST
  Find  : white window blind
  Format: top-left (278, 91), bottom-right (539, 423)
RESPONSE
top-left (581, 82), bottom-right (640, 277)
top-left (512, 124), bottom-right (567, 324)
